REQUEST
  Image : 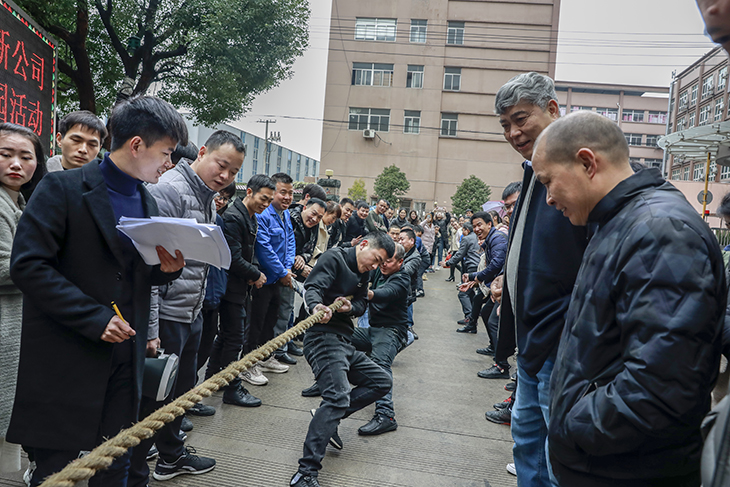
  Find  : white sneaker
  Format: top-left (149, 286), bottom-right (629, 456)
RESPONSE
top-left (23, 461), bottom-right (35, 487)
top-left (259, 356), bottom-right (289, 374)
top-left (506, 463), bottom-right (516, 476)
top-left (240, 364), bottom-right (269, 386)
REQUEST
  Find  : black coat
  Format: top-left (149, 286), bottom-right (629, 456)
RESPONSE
top-left (368, 267), bottom-right (410, 332)
top-left (7, 162), bottom-right (180, 450)
top-left (401, 246), bottom-right (421, 305)
top-left (548, 169), bottom-right (726, 485)
top-left (222, 197), bottom-right (260, 305)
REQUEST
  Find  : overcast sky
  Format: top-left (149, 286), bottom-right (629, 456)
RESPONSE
top-left (227, 0), bottom-right (718, 162)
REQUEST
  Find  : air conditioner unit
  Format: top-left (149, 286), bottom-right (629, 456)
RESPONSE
top-left (363, 129), bottom-right (375, 139)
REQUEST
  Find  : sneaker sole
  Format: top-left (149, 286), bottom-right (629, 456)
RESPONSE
top-left (258, 367), bottom-right (289, 374)
top-left (357, 423), bottom-right (397, 436)
top-left (240, 375), bottom-right (268, 386)
top-left (153, 464), bottom-right (215, 481)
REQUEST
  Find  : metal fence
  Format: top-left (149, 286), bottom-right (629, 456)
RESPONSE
top-left (713, 228), bottom-right (730, 249)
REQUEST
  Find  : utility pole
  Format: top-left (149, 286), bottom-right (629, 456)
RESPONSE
top-left (257, 119), bottom-right (280, 173)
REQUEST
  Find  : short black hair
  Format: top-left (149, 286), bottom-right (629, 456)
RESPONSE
top-left (718, 191), bottom-right (730, 219)
top-left (307, 197), bottom-right (327, 210)
top-left (400, 227), bottom-right (416, 241)
top-left (205, 130), bottom-right (246, 156)
top-left (109, 96), bottom-right (188, 151)
top-left (326, 201), bottom-right (341, 218)
top-left (502, 181), bottom-right (522, 200)
top-left (247, 174), bottom-right (276, 194)
top-left (465, 208), bottom-right (473, 213)
top-left (219, 181), bottom-right (237, 199)
top-left (413, 224), bottom-right (423, 234)
top-left (462, 222), bottom-right (473, 233)
top-left (58, 110), bottom-right (108, 142)
top-left (171, 141), bottom-right (198, 165)
top-left (0, 123), bottom-right (46, 198)
top-left (356, 200), bottom-right (369, 210)
top-left (271, 172), bottom-right (293, 185)
top-left (303, 183), bottom-right (326, 201)
top-left (363, 230), bottom-right (395, 258)
top-left (339, 197), bottom-right (354, 207)
top-left (471, 211), bottom-right (492, 227)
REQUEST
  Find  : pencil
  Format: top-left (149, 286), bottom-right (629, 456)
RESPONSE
top-left (111, 301), bottom-right (126, 323)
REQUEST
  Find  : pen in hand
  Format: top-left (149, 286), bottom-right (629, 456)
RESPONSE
top-left (102, 301), bottom-right (136, 343)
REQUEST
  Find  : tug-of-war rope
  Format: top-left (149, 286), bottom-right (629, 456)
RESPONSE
top-left (38, 297), bottom-right (350, 487)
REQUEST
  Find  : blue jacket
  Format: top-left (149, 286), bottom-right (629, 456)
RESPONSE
top-left (203, 214), bottom-right (228, 309)
top-left (469, 227), bottom-right (507, 287)
top-left (255, 204), bottom-right (295, 285)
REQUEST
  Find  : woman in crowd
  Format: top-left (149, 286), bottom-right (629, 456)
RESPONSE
top-left (420, 212), bottom-right (437, 272)
top-left (391, 208), bottom-right (409, 229)
top-left (0, 123), bottom-right (44, 472)
top-left (408, 210), bottom-right (420, 226)
top-left (214, 181), bottom-right (237, 215)
top-left (445, 219), bottom-right (462, 282)
top-left (488, 210), bottom-right (509, 236)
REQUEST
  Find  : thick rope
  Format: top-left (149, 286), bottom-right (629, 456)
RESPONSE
top-left (38, 297), bottom-right (350, 487)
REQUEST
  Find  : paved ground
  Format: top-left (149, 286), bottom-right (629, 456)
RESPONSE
top-left (2, 269), bottom-right (518, 487)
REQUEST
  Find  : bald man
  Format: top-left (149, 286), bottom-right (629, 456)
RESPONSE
top-left (533, 111), bottom-right (725, 487)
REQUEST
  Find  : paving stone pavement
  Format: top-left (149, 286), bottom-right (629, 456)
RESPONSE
top-left (1, 269), bottom-right (518, 487)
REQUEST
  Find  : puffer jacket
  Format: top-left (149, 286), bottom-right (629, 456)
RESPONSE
top-left (148, 159), bottom-right (216, 333)
top-left (549, 169), bottom-right (726, 486)
top-left (468, 227), bottom-right (507, 288)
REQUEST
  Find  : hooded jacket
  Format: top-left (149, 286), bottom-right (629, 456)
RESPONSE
top-left (548, 169), bottom-right (725, 485)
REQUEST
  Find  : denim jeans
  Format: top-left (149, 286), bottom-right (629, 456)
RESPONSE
top-left (357, 307), bottom-right (370, 328)
top-left (299, 331), bottom-right (391, 476)
top-left (512, 355), bottom-right (559, 487)
top-left (351, 326), bottom-right (407, 417)
top-left (436, 238), bottom-right (444, 263)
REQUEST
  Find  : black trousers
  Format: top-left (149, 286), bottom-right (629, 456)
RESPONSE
top-left (206, 299), bottom-right (245, 381)
top-left (30, 360), bottom-right (134, 487)
top-left (128, 315), bottom-right (203, 487)
top-left (298, 331), bottom-right (391, 476)
top-left (197, 306), bottom-right (219, 375)
top-left (245, 284), bottom-right (280, 353)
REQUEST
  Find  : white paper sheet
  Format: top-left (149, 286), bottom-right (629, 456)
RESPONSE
top-left (116, 216), bottom-right (231, 269)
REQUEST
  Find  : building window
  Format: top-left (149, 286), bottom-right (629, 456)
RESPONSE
top-left (348, 107), bottom-right (390, 132)
top-left (355, 18), bottom-right (397, 42)
top-left (625, 133), bottom-right (643, 146)
top-left (296, 154), bottom-right (301, 181)
top-left (679, 90), bottom-right (688, 110)
top-left (406, 65), bottom-right (424, 88)
top-left (622, 109), bottom-right (644, 122)
top-left (596, 107), bottom-right (618, 121)
top-left (441, 113), bottom-right (458, 137)
top-left (352, 62), bottom-right (394, 87)
top-left (720, 67), bottom-right (728, 92)
top-left (699, 104), bottom-right (711, 125)
top-left (672, 168), bottom-right (681, 179)
top-left (443, 67), bottom-right (461, 91)
top-left (694, 163), bottom-right (705, 181)
top-left (645, 135), bottom-right (659, 147)
top-left (570, 105), bottom-right (592, 112)
top-left (645, 158), bottom-right (662, 168)
top-left (684, 165), bottom-right (690, 180)
top-left (410, 19), bottom-right (427, 43)
top-left (722, 164), bottom-right (730, 180)
top-left (287, 152), bottom-right (292, 173)
top-left (304, 158), bottom-right (309, 177)
top-left (677, 117), bottom-right (686, 131)
top-left (403, 110), bottom-right (421, 134)
top-left (276, 146), bottom-right (282, 172)
top-left (702, 75), bottom-right (715, 99)
top-left (559, 105), bottom-right (567, 116)
top-left (447, 21), bottom-right (465, 45)
top-left (647, 111), bottom-right (667, 124)
top-left (690, 85), bottom-right (698, 106)
top-left (689, 112), bottom-right (696, 127)
top-left (716, 98), bottom-right (725, 122)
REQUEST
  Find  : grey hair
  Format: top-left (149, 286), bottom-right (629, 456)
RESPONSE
top-left (494, 72), bottom-right (558, 115)
top-left (393, 243), bottom-right (405, 261)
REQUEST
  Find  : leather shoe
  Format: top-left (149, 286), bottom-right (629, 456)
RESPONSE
top-left (505, 381), bottom-right (516, 392)
top-left (288, 342), bottom-right (304, 356)
top-left (478, 364), bottom-right (510, 379)
top-left (457, 317), bottom-right (468, 325)
top-left (301, 383), bottom-right (321, 397)
top-left (275, 351), bottom-right (297, 365)
top-left (358, 413), bottom-right (398, 436)
top-left (223, 382), bottom-right (262, 407)
top-left (188, 402), bottom-right (216, 416)
top-left (290, 472), bottom-right (321, 487)
top-left (476, 347), bottom-right (495, 356)
top-left (445, 277), bottom-right (455, 282)
top-left (485, 407), bottom-right (511, 425)
top-left (456, 325), bottom-right (477, 333)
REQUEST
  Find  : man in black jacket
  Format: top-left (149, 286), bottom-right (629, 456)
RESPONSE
top-left (490, 72), bottom-right (588, 487)
top-left (290, 231), bottom-right (395, 487)
top-left (352, 244), bottom-right (409, 436)
top-left (205, 174), bottom-right (274, 406)
top-left (399, 227), bottom-right (422, 340)
top-left (442, 222), bottom-right (480, 326)
top-left (8, 96), bottom-right (186, 487)
top-left (534, 111), bottom-right (725, 486)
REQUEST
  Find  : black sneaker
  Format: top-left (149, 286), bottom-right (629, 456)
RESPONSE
top-left (301, 383), bottom-right (321, 397)
top-left (152, 447), bottom-right (216, 480)
top-left (476, 347), bottom-right (495, 356)
top-left (477, 364), bottom-right (510, 379)
top-left (408, 326), bottom-right (418, 340)
top-left (358, 413), bottom-right (398, 436)
top-left (290, 472), bottom-right (321, 487)
top-left (505, 381), bottom-right (516, 392)
top-left (485, 407), bottom-right (511, 425)
top-left (288, 342), bottom-right (304, 356)
top-left (223, 383), bottom-right (262, 407)
top-left (188, 402), bottom-right (216, 416)
top-left (147, 444), bottom-right (159, 461)
top-left (493, 396), bottom-right (513, 410)
top-left (310, 408), bottom-right (343, 449)
top-left (180, 415), bottom-right (193, 432)
top-left (415, 289), bottom-right (425, 298)
top-left (275, 351), bottom-right (298, 365)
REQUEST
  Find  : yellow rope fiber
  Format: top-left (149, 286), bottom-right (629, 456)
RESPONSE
top-left (38, 297), bottom-right (349, 487)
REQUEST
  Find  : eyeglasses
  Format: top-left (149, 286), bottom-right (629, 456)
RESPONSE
top-left (215, 195), bottom-right (230, 203)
